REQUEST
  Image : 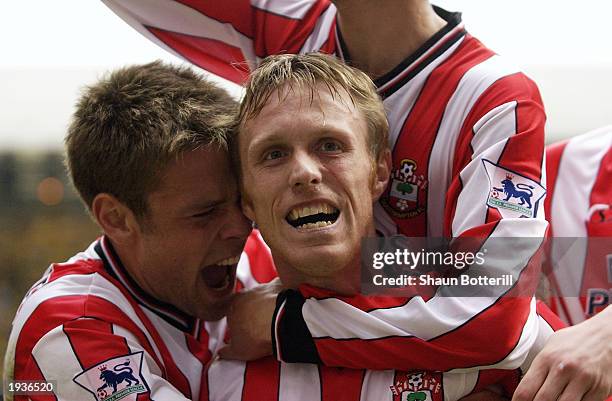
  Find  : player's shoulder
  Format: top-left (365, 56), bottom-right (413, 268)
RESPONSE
top-left (12, 240), bottom-right (131, 337)
top-left (456, 36), bottom-right (540, 98)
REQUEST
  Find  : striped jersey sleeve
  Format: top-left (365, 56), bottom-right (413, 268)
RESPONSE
top-left (4, 261), bottom-right (189, 400)
top-left (544, 127), bottom-right (612, 325)
top-left (102, 0), bottom-right (337, 84)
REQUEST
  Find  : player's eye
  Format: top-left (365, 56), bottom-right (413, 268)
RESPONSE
top-left (318, 139), bottom-right (342, 153)
top-left (192, 209), bottom-right (214, 219)
top-left (264, 149), bottom-right (286, 161)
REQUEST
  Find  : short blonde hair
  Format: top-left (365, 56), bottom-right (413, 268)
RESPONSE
top-left (65, 61), bottom-right (237, 219)
top-left (235, 53), bottom-right (389, 160)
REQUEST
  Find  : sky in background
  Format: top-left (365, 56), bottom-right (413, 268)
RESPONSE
top-left (1, 0), bottom-right (611, 150)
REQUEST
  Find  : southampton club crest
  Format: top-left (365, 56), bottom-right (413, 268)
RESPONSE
top-left (73, 352), bottom-right (148, 401)
top-left (390, 371), bottom-right (443, 401)
top-left (482, 160), bottom-right (546, 219)
top-left (381, 159), bottom-right (428, 218)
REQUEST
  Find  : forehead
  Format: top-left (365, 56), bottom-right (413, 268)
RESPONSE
top-left (149, 147), bottom-right (237, 210)
top-left (242, 83), bottom-right (366, 142)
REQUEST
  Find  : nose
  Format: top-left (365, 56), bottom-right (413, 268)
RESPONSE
top-left (219, 200), bottom-right (253, 241)
top-left (288, 150), bottom-right (322, 190)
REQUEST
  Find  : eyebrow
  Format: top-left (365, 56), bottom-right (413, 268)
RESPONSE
top-left (182, 199), bottom-right (227, 214)
top-left (248, 124), bottom-right (351, 151)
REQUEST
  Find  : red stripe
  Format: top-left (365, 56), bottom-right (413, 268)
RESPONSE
top-left (47, 259), bottom-right (107, 283)
top-left (299, 284), bottom-right (411, 311)
top-left (14, 357), bottom-right (58, 401)
top-left (536, 300), bottom-right (566, 331)
top-left (241, 357), bottom-right (280, 401)
top-left (544, 140), bottom-right (569, 234)
top-left (318, 25), bottom-right (338, 54)
top-left (185, 331), bottom-right (211, 369)
top-left (320, 366), bottom-right (364, 401)
top-left (494, 80), bottom-right (546, 184)
top-left (244, 230), bottom-right (277, 284)
top-left (588, 145), bottom-right (612, 211)
top-left (387, 35), bottom-right (494, 237)
top-left (147, 27), bottom-right (250, 84)
top-left (63, 319), bottom-right (130, 369)
top-left (253, 1), bottom-right (332, 56)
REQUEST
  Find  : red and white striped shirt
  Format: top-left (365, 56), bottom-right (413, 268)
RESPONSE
top-left (203, 304), bottom-right (562, 401)
top-left (3, 231), bottom-right (275, 401)
top-left (104, 0), bottom-right (551, 373)
top-left (545, 126), bottom-right (612, 325)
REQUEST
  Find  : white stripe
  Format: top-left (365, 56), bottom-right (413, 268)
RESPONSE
top-left (519, 314), bottom-right (555, 375)
top-left (298, 4), bottom-right (337, 54)
top-left (32, 325), bottom-right (95, 400)
top-left (427, 55), bottom-right (521, 237)
top-left (361, 370), bottom-right (394, 401)
top-left (204, 319), bottom-right (228, 356)
top-left (207, 359), bottom-right (246, 401)
top-left (10, 272), bottom-right (165, 366)
top-left (274, 299), bottom-right (287, 359)
top-left (452, 101), bottom-right (518, 236)
top-left (251, 0), bottom-right (319, 19)
top-left (279, 363), bottom-right (321, 401)
top-left (236, 250), bottom-right (258, 289)
top-left (443, 371), bottom-right (478, 401)
top-left (103, 0), bottom-right (259, 70)
top-left (384, 37), bottom-right (465, 151)
top-left (142, 309), bottom-right (203, 399)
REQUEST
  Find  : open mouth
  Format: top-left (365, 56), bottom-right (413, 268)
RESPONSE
top-left (201, 255), bottom-right (240, 291)
top-left (286, 202), bottom-right (340, 229)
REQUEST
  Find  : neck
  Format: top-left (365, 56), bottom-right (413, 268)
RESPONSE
top-left (334, 0), bottom-right (446, 79)
top-left (277, 254), bottom-right (362, 296)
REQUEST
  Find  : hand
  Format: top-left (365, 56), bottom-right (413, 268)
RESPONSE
top-left (460, 390), bottom-right (508, 401)
top-left (512, 306), bottom-right (612, 401)
top-left (218, 278), bottom-right (284, 360)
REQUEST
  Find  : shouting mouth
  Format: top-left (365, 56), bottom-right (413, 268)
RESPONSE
top-left (201, 255), bottom-right (240, 291)
top-left (286, 202), bottom-right (340, 229)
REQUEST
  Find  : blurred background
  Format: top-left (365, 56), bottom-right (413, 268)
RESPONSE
top-left (1, 0), bottom-right (611, 384)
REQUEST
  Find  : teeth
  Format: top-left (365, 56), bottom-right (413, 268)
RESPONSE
top-left (298, 220), bottom-right (333, 229)
top-left (288, 202), bottom-right (337, 221)
top-left (217, 255), bottom-right (240, 266)
top-left (288, 209), bottom-right (299, 221)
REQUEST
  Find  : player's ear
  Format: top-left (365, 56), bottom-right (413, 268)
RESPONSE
top-left (92, 193), bottom-right (141, 243)
top-left (371, 149), bottom-right (391, 201)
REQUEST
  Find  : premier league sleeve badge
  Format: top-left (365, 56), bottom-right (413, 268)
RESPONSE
top-left (482, 159), bottom-right (546, 219)
top-left (73, 352), bottom-right (149, 401)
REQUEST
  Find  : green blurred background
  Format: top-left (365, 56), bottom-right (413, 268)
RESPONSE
top-left (0, 152), bottom-right (100, 382)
